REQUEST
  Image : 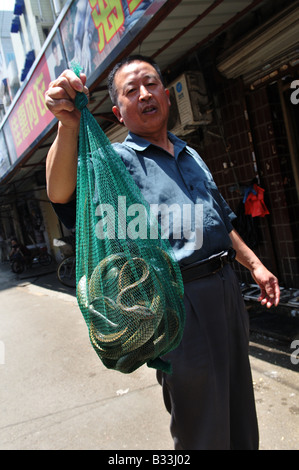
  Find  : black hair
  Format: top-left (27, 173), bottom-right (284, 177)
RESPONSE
top-left (107, 55), bottom-right (165, 105)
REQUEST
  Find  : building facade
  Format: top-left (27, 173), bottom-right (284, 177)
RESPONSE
top-left (0, 0), bottom-right (298, 287)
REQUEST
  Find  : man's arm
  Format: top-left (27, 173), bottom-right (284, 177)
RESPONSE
top-left (229, 228), bottom-right (280, 308)
top-left (45, 70), bottom-right (89, 203)
top-left (46, 124), bottom-right (79, 203)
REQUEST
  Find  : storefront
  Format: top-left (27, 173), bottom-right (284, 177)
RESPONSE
top-left (214, 2), bottom-right (299, 287)
top-left (0, 0), bottom-right (298, 287)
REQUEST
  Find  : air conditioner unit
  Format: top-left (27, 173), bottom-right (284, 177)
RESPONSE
top-left (168, 72), bottom-right (212, 136)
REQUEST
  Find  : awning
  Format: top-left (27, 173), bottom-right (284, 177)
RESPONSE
top-left (217, 3), bottom-right (299, 86)
top-left (0, 0), bottom-right (279, 199)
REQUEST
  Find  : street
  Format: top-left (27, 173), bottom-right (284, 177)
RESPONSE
top-left (0, 264), bottom-right (298, 451)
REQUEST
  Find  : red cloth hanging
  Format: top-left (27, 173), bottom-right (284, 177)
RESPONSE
top-left (244, 184), bottom-right (270, 217)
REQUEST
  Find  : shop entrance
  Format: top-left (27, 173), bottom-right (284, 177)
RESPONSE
top-left (245, 70), bottom-right (299, 286)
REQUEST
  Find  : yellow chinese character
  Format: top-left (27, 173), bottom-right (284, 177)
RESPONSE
top-left (127, 0), bottom-right (143, 14)
top-left (17, 103), bottom-right (31, 140)
top-left (34, 72), bottom-right (47, 117)
top-left (11, 115), bottom-right (23, 148)
top-left (89, 0), bottom-right (124, 53)
top-left (25, 91), bottom-right (39, 130)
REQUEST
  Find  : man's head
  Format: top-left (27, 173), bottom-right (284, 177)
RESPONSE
top-left (107, 55), bottom-right (165, 106)
top-left (108, 55), bottom-right (170, 139)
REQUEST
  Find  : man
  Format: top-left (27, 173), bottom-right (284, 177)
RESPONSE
top-left (45, 55), bottom-right (280, 450)
top-left (51, 40), bottom-right (65, 78)
top-left (9, 237), bottom-right (31, 263)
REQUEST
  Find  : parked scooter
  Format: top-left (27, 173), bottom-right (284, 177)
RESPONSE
top-left (10, 238), bottom-right (52, 274)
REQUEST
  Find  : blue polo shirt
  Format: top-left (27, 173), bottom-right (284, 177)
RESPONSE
top-left (52, 131), bottom-right (236, 267)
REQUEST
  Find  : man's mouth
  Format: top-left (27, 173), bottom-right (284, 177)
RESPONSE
top-left (142, 105), bottom-right (157, 114)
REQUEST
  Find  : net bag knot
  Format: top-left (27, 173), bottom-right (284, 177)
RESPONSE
top-left (75, 92), bottom-right (88, 111)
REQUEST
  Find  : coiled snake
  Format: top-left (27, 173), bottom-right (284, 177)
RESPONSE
top-left (77, 248), bottom-right (183, 373)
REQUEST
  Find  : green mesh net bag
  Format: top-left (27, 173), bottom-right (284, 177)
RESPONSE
top-left (73, 64), bottom-right (185, 374)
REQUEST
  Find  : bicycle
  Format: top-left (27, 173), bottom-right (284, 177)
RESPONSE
top-left (53, 235), bottom-right (76, 288)
top-left (57, 254), bottom-right (76, 288)
top-left (10, 246), bottom-right (53, 274)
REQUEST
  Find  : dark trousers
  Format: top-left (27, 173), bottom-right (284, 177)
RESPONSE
top-left (157, 264), bottom-right (259, 450)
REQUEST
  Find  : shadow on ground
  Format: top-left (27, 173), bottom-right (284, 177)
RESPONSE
top-left (247, 301), bottom-right (299, 373)
top-left (2, 261), bottom-right (299, 374)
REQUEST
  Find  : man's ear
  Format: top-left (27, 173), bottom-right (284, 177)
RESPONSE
top-left (112, 105), bottom-right (123, 124)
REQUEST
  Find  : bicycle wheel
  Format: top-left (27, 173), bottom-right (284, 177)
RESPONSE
top-left (11, 259), bottom-right (25, 274)
top-left (57, 256), bottom-right (76, 287)
top-left (38, 253), bottom-right (53, 266)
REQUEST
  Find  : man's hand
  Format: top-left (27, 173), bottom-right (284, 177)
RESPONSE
top-left (45, 69), bottom-right (89, 129)
top-left (45, 69), bottom-right (89, 204)
top-left (229, 229), bottom-right (280, 308)
top-left (250, 265), bottom-right (280, 308)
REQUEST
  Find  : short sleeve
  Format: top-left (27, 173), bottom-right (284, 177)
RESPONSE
top-left (51, 199), bottom-right (76, 229)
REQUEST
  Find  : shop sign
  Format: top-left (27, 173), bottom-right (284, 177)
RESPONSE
top-left (6, 54), bottom-right (55, 162)
top-left (60, 0), bottom-right (167, 82)
top-left (3, 0), bottom-right (167, 166)
top-left (3, 30), bottom-right (67, 165)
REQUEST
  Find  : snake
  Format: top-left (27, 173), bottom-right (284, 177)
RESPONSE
top-left (77, 247), bottom-right (184, 372)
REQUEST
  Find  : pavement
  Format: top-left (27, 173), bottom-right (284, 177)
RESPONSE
top-left (0, 261), bottom-right (299, 451)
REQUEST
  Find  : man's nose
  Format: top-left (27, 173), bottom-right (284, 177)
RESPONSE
top-left (139, 85), bottom-right (152, 100)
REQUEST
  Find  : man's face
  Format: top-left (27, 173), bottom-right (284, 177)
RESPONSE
top-left (112, 61), bottom-right (171, 138)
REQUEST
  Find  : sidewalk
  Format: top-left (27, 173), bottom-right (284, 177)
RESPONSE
top-left (0, 261), bottom-right (173, 451)
top-left (5, 259), bottom-right (299, 344)
top-left (0, 261), bottom-right (298, 450)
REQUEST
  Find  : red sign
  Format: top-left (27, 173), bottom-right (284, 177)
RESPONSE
top-left (5, 0), bottom-right (166, 164)
top-left (8, 54), bottom-right (54, 159)
top-left (89, 0), bottom-right (125, 53)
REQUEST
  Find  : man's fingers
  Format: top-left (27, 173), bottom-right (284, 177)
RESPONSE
top-left (45, 69), bottom-right (90, 123)
top-left (266, 278), bottom-right (280, 306)
top-left (273, 281), bottom-right (280, 306)
top-left (48, 70), bottom-right (85, 96)
top-left (45, 95), bottom-right (75, 114)
top-left (258, 278), bottom-right (280, 308)
top-left (49, 75), bottom-right (79, 100)
top-left (80, 72), bottom-right (87, 86)
top-left (46, 71), bottom-right (89, 103)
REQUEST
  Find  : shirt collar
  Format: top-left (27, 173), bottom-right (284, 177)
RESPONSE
top-left (124, 131), bottom-right (189, 159)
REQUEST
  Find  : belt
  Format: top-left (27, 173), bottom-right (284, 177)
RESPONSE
top-left (180, 248), bottom-right (236, 283)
